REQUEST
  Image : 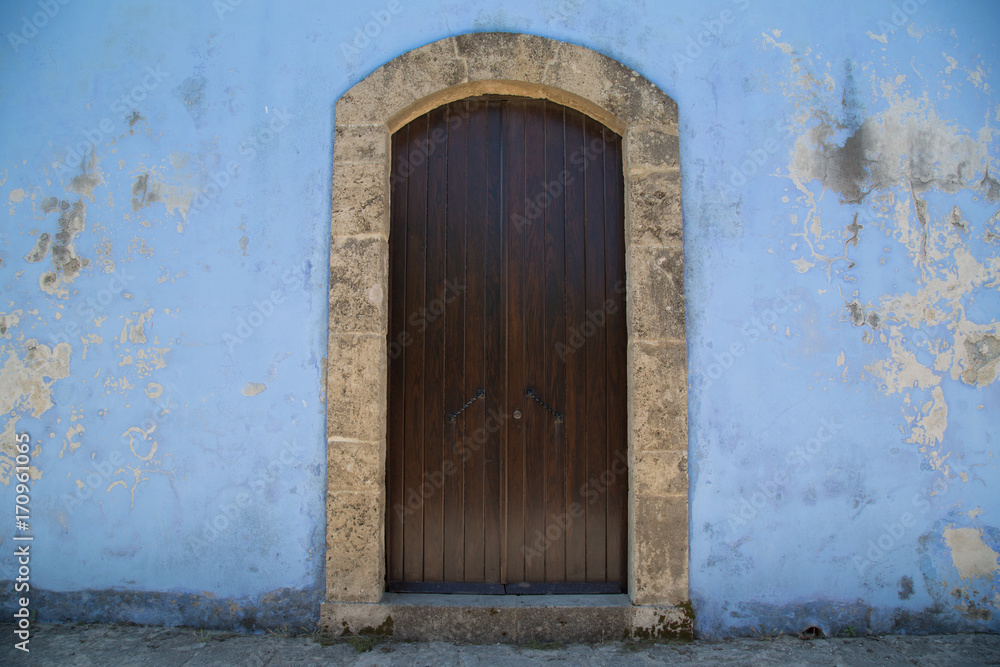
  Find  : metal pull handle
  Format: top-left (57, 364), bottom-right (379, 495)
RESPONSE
top-left (447, 389), bottom-right (484, 423)
top-left (525, 388), bottom-right (563, 422)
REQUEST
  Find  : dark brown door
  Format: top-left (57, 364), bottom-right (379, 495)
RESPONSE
top-left (386, 97), bottom-right (626, 594)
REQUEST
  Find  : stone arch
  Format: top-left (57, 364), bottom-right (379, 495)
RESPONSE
top-left (325, 31), bottom-right (687, 621)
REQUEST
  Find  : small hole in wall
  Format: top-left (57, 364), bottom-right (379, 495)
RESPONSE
top-left (799, 625), bottom-right (825, 640)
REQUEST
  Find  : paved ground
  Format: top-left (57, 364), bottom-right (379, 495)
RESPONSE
top-left (1, 623), bottom-right (998, 665)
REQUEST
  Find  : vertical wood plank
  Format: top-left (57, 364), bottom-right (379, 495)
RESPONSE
top-left (542, 101), bottom-right (567, 582)
top-left (583, 115), bottom-right (608, 582)
top-left (562, 109), bottom-right (588, 582)
top-left (421, 105), bottom-right (448, 581)
top-left (483, 100), bottom-right (505, 583)
top-left (503, 99), bottom-right (527, 584)
top-left (521, 99), bottom-right (547, 583)
top-left (387, 126), bottom-right (408, 584)
top-left (463, 99), bottom-right (488, 582)
top-left (402, 114), bottom-right (429, 582)
top-left (443, 101), bottom-right (469, 582)
top-left (603, 130), bottom-right (627, 589)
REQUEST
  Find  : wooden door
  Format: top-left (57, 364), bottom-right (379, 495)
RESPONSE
top-left (386, 97), bottom-right (626, 594)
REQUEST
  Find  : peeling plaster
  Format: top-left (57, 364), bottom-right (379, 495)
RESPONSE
top-left (0, 340), bottom-right (71, 483)
top-left (944, 528), bottom-right (1000, 581)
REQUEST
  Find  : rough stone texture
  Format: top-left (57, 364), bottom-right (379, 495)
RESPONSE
top-left (631, 604), bottom-right (694, 640)
top-left (391, 605), bottom-right (518, 643)
top-left (634, 450), bottom-right (688, 496)
top-left (327, 438), bottom-right (383, 493)
top-left (633, 495), bottom-right (689, 605)
top-left (327, 334), bottom-right (386, 443)
top-left (630, 340), bottom-right (688, 452)
top-left (328, 236), bottom-right (387, 334)
top-left (331, 161), bottom-right (387, 237)
top-left (328, 32), bottom-right (687, 615)
top-left (628, 169), bottom-right (683, 246)
top-left (456, 32), bottom-right (559, 92)
top-left (627, 126), bottom-right (680, 169)
top-left (318, 602), bottom-right (391, 636)
top-left (518, 606), bottom-right (630, 643)
top-left (333, 124), bottom-right (387, 164)
top-left (336, 38), bottom-right (466, 126)
top-left (12, 623), bottom-right (1000, 663)
top-left (326, 491), bottom-right (384, 603)
top-left (628, 245), bottom-right (685, 341)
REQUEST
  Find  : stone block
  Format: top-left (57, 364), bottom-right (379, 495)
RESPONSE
top-left (632, 495), bottom-right (688, 605)
top-left (629, 340), bottom-right (688, 452)
top-left (327, 438), bottom-right (383, 493)
top-left (332, 161), bottom-right (387, 236)
top-left (326, 491), bottom-right (384, 602)
top-left (627, 169), bottom-right (682, 246)
top-left (627, 126), bottom-right (680, 169)
top-left (333, 124), bottom-right (388, 164)
top-left (627, 245), bottom-right (685, 341)
top-left (327, 333), bottom-right (385, 443)
top-left (329, 236), bottom-right (387, 333)
top-left (634, 450), bottom-right (688, 495)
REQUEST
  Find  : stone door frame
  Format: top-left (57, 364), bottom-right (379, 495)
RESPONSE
top-left (326, 32), bottom-right (687, 613)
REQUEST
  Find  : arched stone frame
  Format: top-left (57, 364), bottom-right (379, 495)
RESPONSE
top-left (325, 32), bottom-right (687, 615)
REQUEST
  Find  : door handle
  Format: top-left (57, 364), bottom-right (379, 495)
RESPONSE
top-left (446, 388), bottom-right (484, 423)
top-left (525, 388), bottom-right (563, 422)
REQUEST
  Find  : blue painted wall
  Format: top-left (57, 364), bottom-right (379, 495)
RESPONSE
top-left (1, 0), bottom-right (997, 637)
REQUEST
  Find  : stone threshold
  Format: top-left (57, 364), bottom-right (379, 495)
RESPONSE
top-left (320, 594), bottom-right (693, 643)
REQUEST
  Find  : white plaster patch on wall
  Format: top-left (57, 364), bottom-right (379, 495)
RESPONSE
top-left (943, 527), bottom-right (1000, 581)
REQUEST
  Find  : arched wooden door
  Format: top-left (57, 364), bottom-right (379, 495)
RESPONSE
top-left (386, 96), bottom-right (626, 594)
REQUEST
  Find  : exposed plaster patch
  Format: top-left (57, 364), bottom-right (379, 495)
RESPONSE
top-left (944, 528), bottom-right (1000, 581)
top-left (0, 340), bottom-right (71, 483)
top-left (242, 382), bottom-right (266, 397)
top-left (24, 233), bottom-right (52, 263)
top-left (121, 308), bottom-right (155, 344)
top-left (959, 334), bottom-right (1000, 387)
top-left (773, 48), bottom-right (999, 487)
top-left (0, 310), bottom-right (21, 338)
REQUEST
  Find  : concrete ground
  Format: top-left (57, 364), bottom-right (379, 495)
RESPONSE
top-left (1, 623), bottom-right (998, 666)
